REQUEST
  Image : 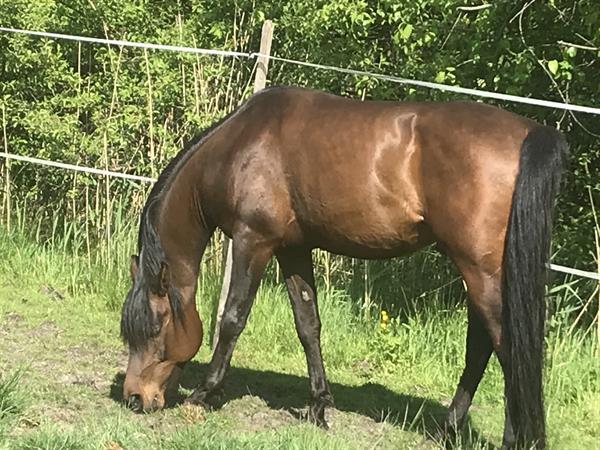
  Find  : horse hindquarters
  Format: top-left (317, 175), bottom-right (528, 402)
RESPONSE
top-left (442, 126), bottom-right (567, 449)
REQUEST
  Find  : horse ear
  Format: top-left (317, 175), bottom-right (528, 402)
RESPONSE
top-left (157, 261), bottom-right (170, 296)
top-left (130, 255), bottom-right (139, 281)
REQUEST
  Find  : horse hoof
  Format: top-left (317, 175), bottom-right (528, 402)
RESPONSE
top-left (183, 390), bottom-right (210, 409)
top-left (184, 387), bottom-right (224, 410)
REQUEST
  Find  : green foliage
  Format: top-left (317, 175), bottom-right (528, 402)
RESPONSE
top-left (0, 1), bottom-right (598, 316)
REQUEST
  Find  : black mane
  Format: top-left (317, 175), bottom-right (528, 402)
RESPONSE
top-left (120, 111), bottom-right (235, 350)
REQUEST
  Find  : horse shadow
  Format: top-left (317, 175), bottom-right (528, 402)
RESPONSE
top-left (110, 362), bottom-right (494, 449)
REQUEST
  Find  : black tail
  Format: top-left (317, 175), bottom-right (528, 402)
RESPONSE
top-left (501, 126), bottom-right (568, 448)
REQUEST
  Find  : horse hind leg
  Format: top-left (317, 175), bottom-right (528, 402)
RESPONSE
top-left (441, 303), bottom-right (494, 435)
top-left (185, 225), bottom-right (273, 407)
top-left (440, 262), bottom-right (508, 443)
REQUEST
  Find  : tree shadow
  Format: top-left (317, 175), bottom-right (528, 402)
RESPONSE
top-left (110, 362), bottom-right (495, 449)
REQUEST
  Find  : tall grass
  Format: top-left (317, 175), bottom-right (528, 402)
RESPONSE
top-left (1, 184), bottom-right (598, 333)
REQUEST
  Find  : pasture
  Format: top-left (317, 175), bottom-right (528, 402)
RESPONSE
top-left (0, 224), bottom-right (598, 449)
top-left (1, 2), bottom-right (599, 449)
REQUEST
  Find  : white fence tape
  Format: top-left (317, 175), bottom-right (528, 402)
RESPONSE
top-left (548, 263), bottom-right (599, 281)
top-left (0, 152), bottom-right (156, 183)
top-left (258, 53), bottom-right (600, 115)
top-left (0, 26), bottom-right (249, 58)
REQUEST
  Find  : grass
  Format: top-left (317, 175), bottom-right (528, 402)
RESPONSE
top-left (0, 222), bottom-right (598, 449)
top-left (0, 370), bottom-right (25, 444)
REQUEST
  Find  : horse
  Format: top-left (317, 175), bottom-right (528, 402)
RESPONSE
top-left (120, 86), bottom-right (567, 449)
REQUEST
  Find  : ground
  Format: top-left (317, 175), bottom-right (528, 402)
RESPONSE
top-left (0, 264), bottom-right (598, 449)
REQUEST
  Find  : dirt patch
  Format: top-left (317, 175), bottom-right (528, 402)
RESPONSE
top-left (327, 408), bottom-right (436, 450)
top-left (0, 312), bottom-right (121, 420)
top-left (5, 312), bottom-right (23, 323)
top-left (0, 311), bottom-right (24, 334)
top-left (0, 316), bottom-right (62, 374)
top-left (220, 395), bottom-right (297, 432)
top-left (57, 371), bottom-right (113, 391)
top-left (29, 403), bottom-right (82, 426)
top-left (215, 396), bottom-right (428, 449)
top-left (31, 320), bottom-right (61, 338)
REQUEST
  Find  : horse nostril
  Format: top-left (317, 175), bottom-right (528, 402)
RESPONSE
top-left (127, 394), bottom-right (143, 412)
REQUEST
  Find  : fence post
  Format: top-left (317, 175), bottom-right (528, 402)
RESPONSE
top-left (212, 20), bottom-right (274, 350)
top-left (1, 103), bottom-right (9, 232)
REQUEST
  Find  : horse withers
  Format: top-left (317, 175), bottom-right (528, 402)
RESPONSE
top-left (119, 86), bottom-right (567, 449)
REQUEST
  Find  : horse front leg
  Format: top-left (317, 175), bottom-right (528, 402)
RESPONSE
top-left (277, 247), bottom-right (333, 428)
top-left (185, 227), bottom-right (272, 408)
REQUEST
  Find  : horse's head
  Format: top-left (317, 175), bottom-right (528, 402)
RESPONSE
top-left (120, 254), bottom-right (202, 412)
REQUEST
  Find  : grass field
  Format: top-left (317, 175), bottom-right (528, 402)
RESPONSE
top-left (0, 227), bottom-right (598, 450)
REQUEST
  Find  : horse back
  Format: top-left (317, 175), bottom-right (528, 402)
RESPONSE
top-left (201, 87), bottom-right (536, 259)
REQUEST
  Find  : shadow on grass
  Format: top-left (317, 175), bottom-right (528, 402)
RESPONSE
top-left (110, 362), bottom-right (494, 449)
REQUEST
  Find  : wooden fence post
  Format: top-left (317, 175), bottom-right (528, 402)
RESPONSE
top-left (1, 104), bottom-right (9, 232)
top-left (212, 20), bottom-right (274, 350)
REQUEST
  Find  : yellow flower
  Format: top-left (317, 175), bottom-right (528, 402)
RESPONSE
top-left (380, 310), bottom-right (389, 323)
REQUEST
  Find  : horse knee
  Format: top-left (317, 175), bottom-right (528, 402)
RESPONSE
top-left (219, 307), bottom-right (246, 339)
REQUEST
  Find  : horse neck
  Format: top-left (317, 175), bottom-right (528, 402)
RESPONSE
top-left (155, 169), bottom-right (207, 305)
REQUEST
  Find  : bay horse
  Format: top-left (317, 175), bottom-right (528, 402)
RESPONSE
top-left (120, 86), bottom-right (567, 449)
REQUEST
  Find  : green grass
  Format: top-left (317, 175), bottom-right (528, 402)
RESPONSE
top-left (0, 372), bottom-right (24, 419)
top-left (0, 225), bottom-right (598, 449)
top-left (0, 370), bottom-right (26, 445)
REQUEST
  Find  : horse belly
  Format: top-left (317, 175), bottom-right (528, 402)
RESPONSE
top-left (291, 111), bottom-right (431, 257)
top-left (299, 192), bottom-right (433, 259)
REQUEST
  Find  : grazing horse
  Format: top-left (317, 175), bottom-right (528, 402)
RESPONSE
top-left (120, 86), bottom-right (567, 449)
